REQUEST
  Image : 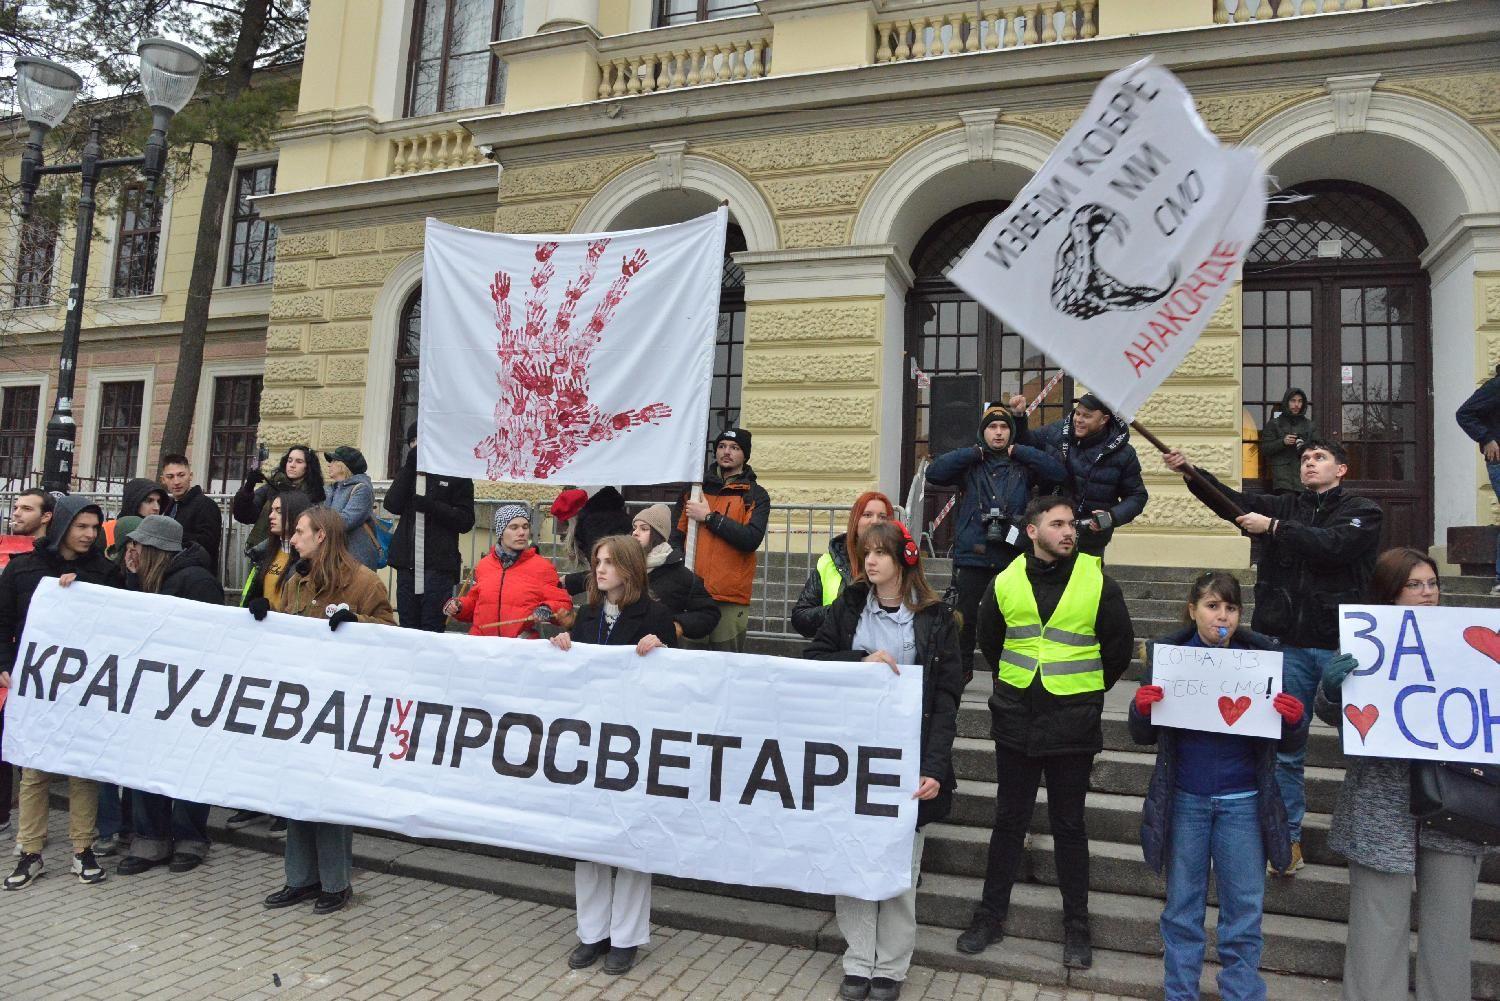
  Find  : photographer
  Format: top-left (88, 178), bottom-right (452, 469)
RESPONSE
top-left (927, 399), bottom-right (1064, 681)
top-left (1258, 388), bottom-right (1313, 495)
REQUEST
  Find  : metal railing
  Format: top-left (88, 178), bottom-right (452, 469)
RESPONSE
top-left (0, 487), bottom-right (901, 640)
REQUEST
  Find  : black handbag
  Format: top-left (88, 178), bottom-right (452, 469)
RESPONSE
top-left (1409, 761), bottom-right (1500, 846)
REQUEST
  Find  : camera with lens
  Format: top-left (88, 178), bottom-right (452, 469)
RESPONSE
top-left (981, 507), bottom-right (1020, 548)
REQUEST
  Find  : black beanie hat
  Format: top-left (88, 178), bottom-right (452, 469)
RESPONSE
top-left (714, 427), bottom-right (752, 460)
top-left (977, 405), bottom-right (1016, 446)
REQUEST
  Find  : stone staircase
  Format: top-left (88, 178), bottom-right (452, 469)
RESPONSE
top-left (206, 558), bottom-right (1500, 999)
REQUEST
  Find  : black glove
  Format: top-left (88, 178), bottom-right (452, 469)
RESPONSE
top-left (411, 493), bottom-right (432, 514)
top-left (247, 597), bottom-right (271, 621)
top-left (328, 608), bottom-right (358, 632)
top-left (245, 469), bottom-right (265, 486)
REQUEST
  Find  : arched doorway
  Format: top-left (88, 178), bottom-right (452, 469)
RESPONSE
top-left (903, 202), bottom-right (1073, 543)
top-left (1242, 180), bottom-right (1431, 548)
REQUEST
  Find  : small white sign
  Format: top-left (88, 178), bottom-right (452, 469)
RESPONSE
top-left (1149, 643), bottom-right (1285, 739)
top-left (1341, 364), bottom-right (1355, 386)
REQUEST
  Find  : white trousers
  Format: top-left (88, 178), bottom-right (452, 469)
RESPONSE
top-left (836, 830), bottom-right (927, 980)
top-left (575, 861), bottom-right (653, 949)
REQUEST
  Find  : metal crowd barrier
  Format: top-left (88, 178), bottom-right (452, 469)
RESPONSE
top-left (0, 488), bottom-right (898, 640)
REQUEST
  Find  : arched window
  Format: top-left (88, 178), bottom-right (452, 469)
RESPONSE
top-left (388, 287), bottom-right (423, 475)
top-left (406, 0), bottom-right (523, 117)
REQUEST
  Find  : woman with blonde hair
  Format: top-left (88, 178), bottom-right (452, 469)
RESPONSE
top-left (549, 534), bottom-right (677, 976)
top-left (250, 505), bottom-right (395, 915)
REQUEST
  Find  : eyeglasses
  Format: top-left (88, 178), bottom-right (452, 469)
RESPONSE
top-left (1402, 580), bottom-right (1440, 593)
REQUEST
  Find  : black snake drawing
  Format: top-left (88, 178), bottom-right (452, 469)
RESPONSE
top-left (1051, 204), bottom-right (1178, 320)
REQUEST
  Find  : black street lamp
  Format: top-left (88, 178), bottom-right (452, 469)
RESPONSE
top-left (15, 39), bottom-right (204, 493)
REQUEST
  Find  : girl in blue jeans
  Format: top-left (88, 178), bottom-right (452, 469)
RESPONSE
top-left (1129, 572), bottom-right (1307, 1000)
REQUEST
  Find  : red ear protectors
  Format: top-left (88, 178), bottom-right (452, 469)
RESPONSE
top-left (893, 521), bottom-right (919, 567)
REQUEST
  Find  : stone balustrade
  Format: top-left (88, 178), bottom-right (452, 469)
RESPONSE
top-left (1214, 0), bottom-right (1423, 22)
top-left (595, 22), bottom-right (772, 98)
top-left (389, 124), bottom-right (487, 175)
top-left (874, 0), bottom-right (1098, 62)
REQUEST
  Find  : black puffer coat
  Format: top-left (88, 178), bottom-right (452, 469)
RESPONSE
top-left (383, 448), bottom-right (476, 578)
top-left (152, 543), bottom-right (225, 605)
top-left (803, 581), bottom-right (965, 828)
top-left (979, 553), bottom-right (1134, 756)
top-left (790, 533), bottom-right (853, 639)
top-left (1185, 468), bottom-right (1382, 649)
top-left (166, 486), bottom-right (223, 574)
top-left (1027, 417), bottom-right (1148, 554)
top-left (1129, 625), bottom-right (1305, 875)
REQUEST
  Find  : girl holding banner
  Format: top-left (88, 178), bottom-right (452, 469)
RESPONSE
top-left (804, 521), bottom-right (963, 1001)
top-left (549, 535), bottom-right (678, 976)
top-left (1316, 549), bottom-right (1491, 1001)
top-left (1130, 572), bottom-right (1306, 1001)
top-left (255, 506), bottom-right (396, 916)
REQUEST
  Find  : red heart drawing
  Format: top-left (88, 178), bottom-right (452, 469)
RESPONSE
top-left (1218, 696), bottom-right (1251, 726)
top-left (1344, 704), bottom-right (1379, 743)
top-left (1464, 626), bottom-right (1500, 665)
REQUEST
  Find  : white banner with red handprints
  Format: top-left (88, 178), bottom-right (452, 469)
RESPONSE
top-left (417, 210), bottom-right (726, 483)
top-left (1337, 604), bottom-right (1500, 764)
top-left (947, 58), bottom-right (1266, 422)
top-left (6, 581), bottom-right (924, 900)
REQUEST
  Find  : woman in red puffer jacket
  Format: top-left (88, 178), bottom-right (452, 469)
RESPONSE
top-left (445, 504), bottom-right (574, 638)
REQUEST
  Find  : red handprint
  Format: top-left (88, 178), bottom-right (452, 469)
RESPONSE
top-left (474, 239), bottom-right (671, 480)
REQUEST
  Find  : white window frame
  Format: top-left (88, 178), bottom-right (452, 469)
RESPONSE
top-left (217, 152), bottom-right (280, 289)
top-left (78, 365), bottom-right (157, 484)
top-left (0, 371), bottom-right (52, 482)
top-left (191, 360), bottom-right (265, 486)
top-left (103, 177), bottom-right (174, 301)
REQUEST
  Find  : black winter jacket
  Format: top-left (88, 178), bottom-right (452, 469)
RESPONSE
top-left (790, 533), bottom-right (853, 639)
top-left (1027, 417), bottom-right (1148, 554)
top-left (979, 553), bottom-right (1134, 756)
top-left (0, 495), bottom-right (123, 672)
top-left (1457, 374), bottom-right (1500, 453)
top-left (1185, 468), bottom-right (1383, 649)
top-left (152, 543), bottom-right (225, 605)
top-left (1257, 388), bottom-right (1316, 493)
top-left (804, 581), bottom-right (966, 827)
top-left (166, 486), bottom-right (223, 574)
top-left (926, 442), bottom-right (1067, 570)
top-left (383, 449), bottom-right (476, 577)
top-left (1129, 625), bottom-right (1306, 875)
top-left (571, 597), bottom-right (679, 649)
top-left (565, 547), bottom-right (720, 641)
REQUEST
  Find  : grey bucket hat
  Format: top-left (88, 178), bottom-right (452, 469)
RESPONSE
top-left (126, 514), bottom-right (185, 553)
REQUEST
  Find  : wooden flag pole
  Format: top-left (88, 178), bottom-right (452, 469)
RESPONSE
top-left (1129, 419), bottom-right (1247, 519)
top-left (684, 483), bottom-right (705, 572)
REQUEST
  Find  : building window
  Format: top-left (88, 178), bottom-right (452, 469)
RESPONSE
top-left (226, 164), bottom-right (277, 286)
top-left (14, 213), bottom-right (59, 308)
top-left (406, 0), bottom-right (521, 117)
top-left (112, 183), bottom-right (161, 298)
top-left (207, 375), bottom-right (262, 493)
top-left (389, 288), bottom-right (423, 475)
top-left (656, 0), bottom-right (758, 26)
top-left (0, 385), bottom-right (40, 489)
top-left (94, 381), bottom-right (145, 487)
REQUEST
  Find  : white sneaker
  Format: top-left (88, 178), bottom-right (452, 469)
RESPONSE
top-left (1489, 582), bottom-right (1500, 597)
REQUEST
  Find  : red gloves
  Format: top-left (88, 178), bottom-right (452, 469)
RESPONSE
top-left (1135, 685), bottom-right (1164, 715)
top-left (1272, 692), bottom-right (1304, 726)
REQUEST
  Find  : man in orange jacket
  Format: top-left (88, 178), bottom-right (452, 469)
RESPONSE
top-left (673, 428), bottom-right (771, 652)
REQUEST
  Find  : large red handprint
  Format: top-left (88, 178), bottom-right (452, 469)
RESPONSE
top-left (474, 239), bottom-right (671, 479)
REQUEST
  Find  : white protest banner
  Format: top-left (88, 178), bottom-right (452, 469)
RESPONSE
top-left (1339, 604), bottom-right (1500, 764)
top-left (1148, 643), bottom-right (1284, 739)
top-left (417, 209), bottom-right (726, 483)
top-left (948, 59), bottom-right (1266, 422)
top-left (6, 581), bottom-right (922, 900)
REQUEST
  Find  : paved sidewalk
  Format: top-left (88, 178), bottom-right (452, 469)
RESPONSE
top-left (6, 810), bottom-right (1148, 1001)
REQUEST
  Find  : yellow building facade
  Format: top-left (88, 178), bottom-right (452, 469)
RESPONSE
top-left (256, 0), bottom-right (1500, 568)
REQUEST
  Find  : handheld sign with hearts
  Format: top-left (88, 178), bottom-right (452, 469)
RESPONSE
top-left (1147, 644), bottom-right (1284, 739)
top-left (1339, 605), bottom-right (1500, 765)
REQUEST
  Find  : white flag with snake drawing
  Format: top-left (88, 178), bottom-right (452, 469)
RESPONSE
top-left (418, 209), bottom-right (726, 483)
top-left (948, 58), bottom-right (1266, 422)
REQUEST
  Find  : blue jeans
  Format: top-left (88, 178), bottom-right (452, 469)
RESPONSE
top-left (130, 792), bottom-right (210, 861)
top-left (96, 783), bottom-right (133, 840)
top-left (396, 569), bottom-right (456, 632)
top-left (1487, 461), bottom-right (1500, 577)
top-left (284, 821), bottom-right (353, 892)
top-left (1161, 791), bottom-right (1266, 1001)
top-left (1275, 646), bottom-right (1331, 843)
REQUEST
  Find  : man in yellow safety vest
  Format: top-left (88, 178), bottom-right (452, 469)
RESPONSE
top-left (954, 494), bottom-right (1134, 970)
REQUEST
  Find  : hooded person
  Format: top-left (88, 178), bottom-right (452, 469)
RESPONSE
top-left (1, 494), bottom-right (122, 891)
top-left (445, 504), bottom-right (574, 638)
top-left (232, 446), bottom-right (326, 551)
top-left (103, 477), bottom-right (169, 552)
top-left (1258, 388), bottom-right (1315, 495)
top-left (926, 402), bottom-right (1066, 679)
top-left (1024, 394), bottom-right (1149, 557)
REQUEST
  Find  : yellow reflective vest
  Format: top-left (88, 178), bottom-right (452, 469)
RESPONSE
top-left (992, 553), bottom-right (1105, 696)
top-left (816, 552), bottom-right (845, 606)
